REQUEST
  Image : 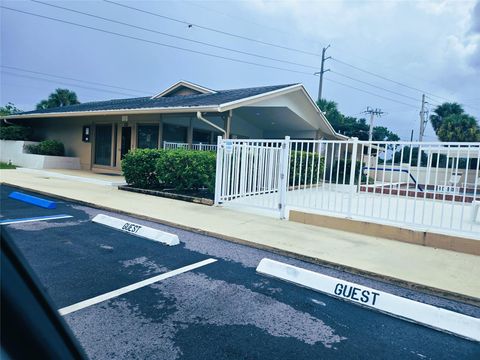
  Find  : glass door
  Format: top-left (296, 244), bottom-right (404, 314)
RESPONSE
top-left (121, 126), bottom-right (132, 159)
top-left (94, 124), bottom-right (113, 166)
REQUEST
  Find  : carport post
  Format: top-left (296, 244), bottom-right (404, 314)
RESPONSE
top-left (278, 136), bottom-right (291, 219)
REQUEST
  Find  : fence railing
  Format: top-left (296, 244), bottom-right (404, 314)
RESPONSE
top-left (215, 137), bottom-right (480, 237)
top-left (215, 139), bottom-right (285, 213)
top-left (163, 141), bottom-right (217, 151)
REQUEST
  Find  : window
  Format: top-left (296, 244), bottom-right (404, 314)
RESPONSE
top-left (163, 124), bottom-right (187, 143)
top-left (94, 124), bottom-right (112, 166)
top-left (193, 129), bottom-right (211, 144)
top-left (137, 125), bottom-right (159, 149)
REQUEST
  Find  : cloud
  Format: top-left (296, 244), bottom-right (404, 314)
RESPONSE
top-left (470, 1), bottom-right (480, 34)
top-left (238, 0), bottom-right (479, 136)
top-left (467, 1), bottom-right (480, 70)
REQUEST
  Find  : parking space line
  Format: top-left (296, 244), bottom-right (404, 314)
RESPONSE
top-left (257, 258), bottom-right (480, 342)
top-left (0, 214), bottom-right (73, 225)
top-left (58, 258), bottom-right (217, 316)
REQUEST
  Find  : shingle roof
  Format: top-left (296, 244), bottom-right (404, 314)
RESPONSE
top-left (18, 84), bottom-right (297, 116)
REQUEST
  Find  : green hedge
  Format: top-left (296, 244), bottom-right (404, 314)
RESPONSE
top-left (326, 159), bottom-right (367, 184)
top-left (0, 125), bottom-right (32, 140)
top-left (289, 151), bottom-right (325, 186)
top-left (156, 149), bottom-right (216, 192)
top-left (25, 140), bottom-right (65, 156)
top-left (121, 148), bottom-right (164, 189)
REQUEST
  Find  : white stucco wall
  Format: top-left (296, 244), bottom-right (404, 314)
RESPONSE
top-left (0, 140), bottom-right (81, 169)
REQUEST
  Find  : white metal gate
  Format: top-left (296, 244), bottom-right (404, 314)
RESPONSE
top-left (215, 137), bottom-right (480, 238)
top-left (215, 137), bottom-right (290, 217)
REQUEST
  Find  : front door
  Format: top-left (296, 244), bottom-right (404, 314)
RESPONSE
top-left (121, 127), bottom-right (132, 159)
top-left (94, 124), bottom-right (113, 166)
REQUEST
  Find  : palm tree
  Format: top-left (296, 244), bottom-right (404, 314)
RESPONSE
top-left (36, 89), bottom-right (80, 110)
top-left (429, 102), bottom-right (464, 133)
top-left (437, 114), bottom-right (480, 142)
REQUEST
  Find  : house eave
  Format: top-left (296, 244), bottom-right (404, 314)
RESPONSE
top-left (2, 105), bottom-right (221, 120)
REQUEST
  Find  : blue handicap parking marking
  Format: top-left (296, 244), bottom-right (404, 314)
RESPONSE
top-left (8, 191), bottom-right (57, 209)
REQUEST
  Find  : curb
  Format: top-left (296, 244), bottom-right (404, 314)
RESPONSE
top-left (2, 181), bottom-right (479, 307)
top-left (257, 258), bottom-right (480, 341)
top-left (118, 185), bottom-right (213, 206)
top-left (290, 210), bottom-right (480, 256)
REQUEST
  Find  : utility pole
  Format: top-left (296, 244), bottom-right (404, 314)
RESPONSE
top-left (418, 94), bottom-right (428, 142)
top-left (315, 45), bottom-right (331, 102)
top-left (363, 107), bottom-right (384, 141)
top-left (410, 129), bottom-right (414, 142)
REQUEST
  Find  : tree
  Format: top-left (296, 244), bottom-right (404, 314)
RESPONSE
top-left (317, 99), bottom-right (344, 129)
top-left (36, 88), bottom-right (80, 110)
top-left (0, 102), bottom-right (22, 116)
top-left (393, 146), bottom-right (428, 166)
top-left (317, 99), bottom-right (400, 141)
top-left (372, 126), bottom-right (400, 142)
top-left (436, 114), bottom-right (480, 142)
top-left (429, 102), bottom-right (464, 133)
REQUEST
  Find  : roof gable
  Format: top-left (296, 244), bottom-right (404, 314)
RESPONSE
top-left (151, 80), bottom-right (215, 98)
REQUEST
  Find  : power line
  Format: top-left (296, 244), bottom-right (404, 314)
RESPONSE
top-left (185, 1), bottom-right (294, 38)
top-left (32, 0), bottom-right (318, 70)
top-left (1, 5), bottom-right (314, 77)
top-left (103, 0), bottom-right (479, 112)
top-left (3, 5), bottom-right (448, 111)
top-left (424, 95), bottom-right (442, 105)
top-left (1, 65), bottom-right (151, 94)
top-left (103, 0), bottom-right (322, 57)
top-left (329, 70), bottom-right (420, 103)
top-left (330, 57), bottom-right (479, 110)
top-left (1, 71), bottom-right (141, 97)
top-left (34, 0), bottom-right (428, 107)
top-left (2, 5), bottom-right (425, 108)
top-left (324, 77), bottom-right (418, 108)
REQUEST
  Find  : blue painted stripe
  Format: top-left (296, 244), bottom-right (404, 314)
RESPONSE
top-left (0, 214), bottom-right (73, 225)
top-left (8, 191), bottom-right (57, 209)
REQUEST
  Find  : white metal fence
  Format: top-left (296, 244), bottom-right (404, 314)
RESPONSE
top-left (215, 137), bottom-right (480, 238)
top-left (163, 141), bottom-right (217, 151)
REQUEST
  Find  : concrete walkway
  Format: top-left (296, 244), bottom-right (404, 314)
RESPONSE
top-left (1, 168), bottom-right (479, 302)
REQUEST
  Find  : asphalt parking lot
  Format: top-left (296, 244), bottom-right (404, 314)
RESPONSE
top-left (1, 184), bottom-right (479, 359)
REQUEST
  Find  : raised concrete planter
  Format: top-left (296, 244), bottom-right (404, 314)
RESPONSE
top-left (0, 140), bottom-right (81, 170)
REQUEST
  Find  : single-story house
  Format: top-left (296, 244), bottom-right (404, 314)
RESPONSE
top-left (3, 80), bottom-right (347, 173)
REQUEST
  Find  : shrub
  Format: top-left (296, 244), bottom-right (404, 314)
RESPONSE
top-left (25, 140), bottom-right (65, 156)
top-left (0, 125), bottom-right (32, 140)
top-left (289, 151), bottom-right (324, 186)
top-left (121, 148), bottom-right (164, 189)
top-left (156, 149), bottom-right (216, 192)
top-left (326, 159), bottom-right (367, 184)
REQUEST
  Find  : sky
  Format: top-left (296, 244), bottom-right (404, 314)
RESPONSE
top-left (1, 0), bottom-right (479, 140)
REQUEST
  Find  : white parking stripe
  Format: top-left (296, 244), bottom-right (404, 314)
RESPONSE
top-left (0, 214), bottom-right (73, 225)
top-left (256, 258), bottom-right (480, 342)
top-left (59, 258), bottom-right (217, 316)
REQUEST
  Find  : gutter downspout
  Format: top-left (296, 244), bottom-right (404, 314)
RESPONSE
top-left (196, 112), bottom-right (226, 137)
